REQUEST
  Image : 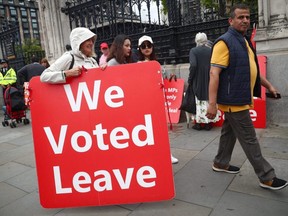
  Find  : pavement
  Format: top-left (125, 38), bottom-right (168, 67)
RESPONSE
top-left (0, 111), bottom-right (287, 216)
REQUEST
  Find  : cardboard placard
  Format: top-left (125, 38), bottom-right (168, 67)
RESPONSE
top-left (163, 78), bottom-right (184, 124)
top-left (29, 61), bottom-right (175, 208)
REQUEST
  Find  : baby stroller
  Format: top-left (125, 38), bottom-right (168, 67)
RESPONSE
top-left (2, 86), bottom-right (30, 128)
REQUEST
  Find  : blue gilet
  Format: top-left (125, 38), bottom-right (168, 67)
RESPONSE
top-left (212, 27), bottom-right (261, 105)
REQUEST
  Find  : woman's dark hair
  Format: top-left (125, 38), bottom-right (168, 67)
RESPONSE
top-left (40, 58), bottom-right (50, 68)
top-left (138, 42), bottom-right (157, 61)
top-left (107, 34), bottom-right (132, 64)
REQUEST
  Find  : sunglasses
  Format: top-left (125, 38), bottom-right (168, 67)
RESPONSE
top-left (140, 43), bottom-right (153, 49)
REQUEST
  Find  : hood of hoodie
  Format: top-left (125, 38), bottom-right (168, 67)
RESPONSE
top-left (69, 27), bottom-right (96, 57)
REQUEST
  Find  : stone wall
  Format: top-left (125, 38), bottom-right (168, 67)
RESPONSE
top-left (256, 0), bottom-right (288, 126)
top-left (262, 52), bottom-right (288, 127)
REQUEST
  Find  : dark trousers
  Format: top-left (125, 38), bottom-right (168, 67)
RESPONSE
top-left (214, 109), bottom-right (275, 182)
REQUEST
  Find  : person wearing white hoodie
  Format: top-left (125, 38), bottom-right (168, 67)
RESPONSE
top-left (40, 27), bottom-right (99, 84)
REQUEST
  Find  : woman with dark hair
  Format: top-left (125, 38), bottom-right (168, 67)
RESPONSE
top-left (40, 58), bottom-right (50, 68)
top-left (107, 34), bottom-right (132, 66)
top-left (138, 35), bottom-right (179, 164)
top-left (137, 35), bottom-right (157, 61)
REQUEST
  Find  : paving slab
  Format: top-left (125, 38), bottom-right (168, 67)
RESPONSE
top-left (0, 143), bottom-right (18, 153)
top-left (5, 168), bottom-right (38, 193)
top-left (170, 147), bottom-right (199, 173)
top-left (262, 126), bottom-right (288, 139)
top-left (0, 144), bottom-right (34, 165)
top-left (129, 199), bottom-right (212, 216)
top-left (0, 191), bottom-right (61, 216)
top-left (194, 139), bottom-right (248, 167)
top-left (229, 158), bottom-right (288, 202)
top-left (7, 133), bottom-right (34, 146)
top-left (55, 205), bottom-right (131, 216)
top-left (210, 190), bottom-right (288, 216)
top-left (169, 127), bottom-right (220, 151)
top-left (0, 130), bottom-right (28, 143)
top-left (14, 151), bottom-right (36, 168)
top-left (0, 182), bottom-right (27, 208)
top-left (260, 137), bottom-right (288, 160)
top-left (174, 159), bottom-right (236, 208)
top-left (0, 162), bottom-right (32, 182)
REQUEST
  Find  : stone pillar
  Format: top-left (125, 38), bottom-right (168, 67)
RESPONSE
top-left (37, 0), bottom-right (71, 63)
top-left (255, 0), bottom-right (288, 126)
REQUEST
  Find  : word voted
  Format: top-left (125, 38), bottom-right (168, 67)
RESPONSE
top-left (54, 165), bottom-right (156, 194)
top-left (44, 114), bottom-right (154, 154)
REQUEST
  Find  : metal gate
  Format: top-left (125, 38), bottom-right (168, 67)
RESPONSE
top-left (60, 0), bottom-right (257, 64)
top-left (0, 20), bottom-right (25, 71)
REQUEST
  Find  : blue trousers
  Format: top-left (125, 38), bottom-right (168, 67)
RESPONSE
top-left (214, 109), bottom-right (275, 182)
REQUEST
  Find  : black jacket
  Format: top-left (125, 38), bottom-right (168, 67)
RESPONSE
top-left (17, 62), bottom-right (46, 86)
top-left (188, 45), bottom-right (211, 101)
top-left (212, 27), bottom-right (261, 105)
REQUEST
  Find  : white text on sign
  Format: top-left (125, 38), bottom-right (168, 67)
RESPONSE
top-left (43, 81), bottom-right (158, 194)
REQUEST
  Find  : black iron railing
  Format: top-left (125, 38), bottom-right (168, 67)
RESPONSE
top-left (60, 0), bottom-right (258, 64)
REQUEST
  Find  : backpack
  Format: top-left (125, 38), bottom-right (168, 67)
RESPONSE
top-left (68, 53), bottom-right (97, 69)
top-left (69, 53), bottom-right (74, 70)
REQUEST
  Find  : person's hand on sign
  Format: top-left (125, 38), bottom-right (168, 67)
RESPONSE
top-left (100, 62), bottom-right (108, 70)
top-left (63, 66), bottom-right (82, 78)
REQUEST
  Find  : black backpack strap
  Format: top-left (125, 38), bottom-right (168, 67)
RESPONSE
top-left (68, 53), bottom-right (74, 70)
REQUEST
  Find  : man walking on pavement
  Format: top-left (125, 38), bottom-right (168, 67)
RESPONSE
top-left (206, 4), bottom-right (287, 190)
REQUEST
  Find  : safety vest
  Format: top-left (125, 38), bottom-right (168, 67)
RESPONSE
top-left (0, 68), bottom-right (17, 86)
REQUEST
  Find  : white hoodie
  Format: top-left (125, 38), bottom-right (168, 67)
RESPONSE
top-left (40, 27), bottom-right (99, 83)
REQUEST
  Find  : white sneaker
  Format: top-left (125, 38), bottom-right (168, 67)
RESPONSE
top-left (171, 155), bottom-right (179, 164)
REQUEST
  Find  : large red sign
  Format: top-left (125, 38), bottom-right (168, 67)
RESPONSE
top-left (29, 61), bottom-right (175, 208)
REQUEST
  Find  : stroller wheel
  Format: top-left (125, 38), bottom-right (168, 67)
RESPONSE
top-left (10, 122), bottom-right (17, 128)
top-left (2, 121), bottom-right (6, 127)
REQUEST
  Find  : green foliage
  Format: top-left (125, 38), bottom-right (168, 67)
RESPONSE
top-left (161, 0), bottom-right (168, 14)
top-left (21, 38), bottom-right (43, 52)
top-left (13, 38), bottom-right (45, 64)
top-left (201, 0), bottom-right (219, 9)
top-left (160, 0), bottom-right (257, 16)
top-left (200, 0), bottom-right (258, 14)
top-left (153, 0), bottom-right (168, 15)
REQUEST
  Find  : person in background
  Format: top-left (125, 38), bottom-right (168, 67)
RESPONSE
top-left (138, 35), bottom-right (179, 164)
top-left (40, 27), bottom-right (99, 84)
top-left (206, 4), bottom-right (287, 190)
top-left (99, 42), bottom-right (110, 67)
top-left (107, 34), bottom-right (132, 66)
top-left (40, 58), bottom-right (50, 68)
top-left (188, 32), bottom-right (219, 131)
top-left (17, 55), bottom-right (46, 90)
top-left (0, 59), bottom-right (17, 96)
top-left (137, 35), bottom-right (157, 61)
